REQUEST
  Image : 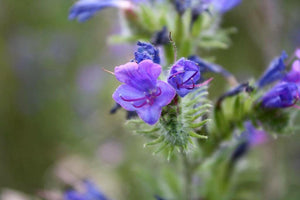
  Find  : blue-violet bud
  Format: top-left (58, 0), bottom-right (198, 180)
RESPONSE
top-left (135, 41), bottom-right (160, 64)
top-left (188, 55), bottom-right (232, 77)
top-left (168, 58), bottom-right (201, 97)
top-left (261, 82), bottom-right (300, 108)
top-left (257, 51), bottom-right (288, 88)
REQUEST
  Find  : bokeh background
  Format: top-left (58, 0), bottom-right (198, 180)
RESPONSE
top-left (0, 0), bottom-right (299, 199)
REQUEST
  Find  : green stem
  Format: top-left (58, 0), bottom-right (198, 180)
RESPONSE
top-left (182, 151), bottom-right (193, 200)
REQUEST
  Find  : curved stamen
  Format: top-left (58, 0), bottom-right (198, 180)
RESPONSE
top-left (180, 77), bottom-right (213, 89)
top-left (153, 87), bottom-right (162, 96)
top-left (168, 71), bottom-right (185, 79)
top-left (133, 101), bottom-right (148, 108)
top-left (120, 95), bottom-right (146, 102)
top-left (182, 71), bottom-right (198, 84)
top-left (181, 79), bottom-right (195, 89)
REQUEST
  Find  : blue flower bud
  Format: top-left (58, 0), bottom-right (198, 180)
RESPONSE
top-left (188, 55), bottom-right (231, 77)
top-left (261, 82), bottom-right (299, 108)
top-left (134, 41), bottom-right (160, 64)
top-left (257, 51), bottom-right (288, 88)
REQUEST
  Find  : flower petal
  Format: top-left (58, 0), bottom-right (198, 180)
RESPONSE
top-left (155, 81), bottom-right (176, 107)
top-left (292, 60), bottom-right (300, 72)
top-left (69, 0), bottom-right (132, 22)
top-left (138, 60), bottom-right (162, 81)
top-left (257, 51), bottom-right (288, 88)
top-left (114, 60), bottom-right (161, 91)
top-left (113, 84), bottom-right (145, 111)
top-left (136, 104), bottom-right (162, 125)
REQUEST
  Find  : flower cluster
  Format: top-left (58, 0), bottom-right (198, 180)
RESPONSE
top-left (260, 50), bottom-right (300, 109)
top-left (113, 42), bottom-right (213, 125)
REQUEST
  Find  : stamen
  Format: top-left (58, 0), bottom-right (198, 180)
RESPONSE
top-left (168, 71), bottom-right (185, 79)
top-left (102, 68), bottom-right (115, 75)
top-left (120, 95), bottom-right (146, 102)
top-left (133, 101), bottom-right (148, 108)
top-left (182, 71), bottom-right (198, 84)
top-left (194, 77), bottom-right (214, 87)
top-left (180, 78), bottom-right (213, 89)
top-left (153, 87), bottom-right (162, 96)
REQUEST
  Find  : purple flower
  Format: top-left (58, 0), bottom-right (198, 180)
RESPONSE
top-left (69, 0), bottom-right (133, 22)
top-left (134, 41), bottom-right (160, 64)
top-left (210, 0), bottom-right (242, 13)
top-left (243, 121), bottom-right (268, 146)
top-left (257, 51), bottom-right (288, 88)
top-left (261, 82), bottom-right (299, 108)
top-left (64, 180), bottom-right (109, 200)
top-left (113, 60), bottom-right (175, 125)
top-left (168, 58), bottom-right (201, 97)
top-left (231, 121), bottom-right (267, 162)
top-left (283, 60), bottom-right (300, 84)
top-left (295, 48), bottom-right (300, 59)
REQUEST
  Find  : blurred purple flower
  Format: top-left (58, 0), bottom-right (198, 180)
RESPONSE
top-left (261, 82), bottom-right (300, 108)
top-left (64, 180), bottom-right (109, 200)
top-left (244, 121), bottom-right (268, 146)
top-left (283, 60), bottom-right (300, 84)
top-left (69, 0), bottom-right (134, 22)
top-left (188, 55), bottom-right (232, 77)
top-left (209, 0), bottom-right (242, 13)
top-left (295, 48), bottom-right (300, 59)
top-left (135, 41), bottom-right (160, 64)
top-left (168, 58), bottom-right (201, 97)
top-left (257, 51), bottom-right (288, 88)
top-left (173, 0), bottom-right (191, 15)
top-left (113, 60), bottom-right (175, 125)
top-left (231, 121), bottom-right (267, 162)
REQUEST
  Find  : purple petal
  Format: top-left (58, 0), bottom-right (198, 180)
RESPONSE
top-left (136, 104), bottom-right (162, 125)
top-left (138, 60), bottom-right (162, 81)
top-left (295, 49), bottom-right (300, 59)
top-left (114, 60), bottom-right (161, 91)
top-left (155, 81), bottom-right (176, 107)
top-left (292, 60), bottom-right (300, 72)
top-left (211, 0), bottom-right (242, 13)
top-left (113, 84), bottom-right (145, 111)
top-left (69, 0), bottom-right (132, 22)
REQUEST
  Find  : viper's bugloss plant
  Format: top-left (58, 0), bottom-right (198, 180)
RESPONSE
top-left (67, 0), bottom-right (299, 199)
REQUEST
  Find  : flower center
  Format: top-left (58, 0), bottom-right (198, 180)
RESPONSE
top-left (169, 70), bottom-right (198, 90)
top-left (120, 87), bottom-right (162, 108)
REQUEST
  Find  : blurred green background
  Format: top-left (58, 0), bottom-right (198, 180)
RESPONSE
top-left (0, 0), bottom-right (299, 199)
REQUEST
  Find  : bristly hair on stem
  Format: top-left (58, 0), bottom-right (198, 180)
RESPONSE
top-left (169, 32), bottom-right (178, 63)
